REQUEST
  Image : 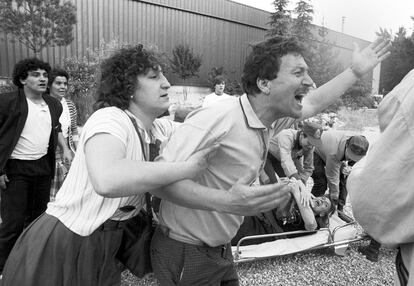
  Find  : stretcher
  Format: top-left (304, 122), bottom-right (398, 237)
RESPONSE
top-left (232, 211), bottom-right (367, 263)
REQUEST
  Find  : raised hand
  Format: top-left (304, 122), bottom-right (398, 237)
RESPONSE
top-left (351, 37), bottom-right (392, 77)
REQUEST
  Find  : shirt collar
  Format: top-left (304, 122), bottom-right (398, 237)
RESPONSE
top-left (239, 94), bottom-right (267, 130)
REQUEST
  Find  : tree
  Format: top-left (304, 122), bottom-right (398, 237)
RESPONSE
top-left (291, 0), bottom-right (314, 42)
top-left (170, 44), bottom-right (202, 101)
top-left (267, 0), bottom-right (292, 37)
top-left (0, 0), bottom-right (77, 57)
top-left (309, 23), bottom-right (343, 88)
top-left (170, 44), bottom-right (202, 81)
top-left (379, 26), bottom-right (414, 94)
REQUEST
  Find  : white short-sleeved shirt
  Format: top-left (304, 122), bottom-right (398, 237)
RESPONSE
top-left (202, 92), bottom-right (232, 108)
top-left (47, 107), bottom-right (176, 236)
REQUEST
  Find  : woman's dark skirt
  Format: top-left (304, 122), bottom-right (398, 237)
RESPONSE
top-left (2, 213), bottom-right (124, 286)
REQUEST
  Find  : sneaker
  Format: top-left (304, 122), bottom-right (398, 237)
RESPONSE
top-left (358, 246), bottom-right (379, 262)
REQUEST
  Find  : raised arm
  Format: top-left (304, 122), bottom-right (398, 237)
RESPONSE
top-left (300, 37), bottom-right (391, 120)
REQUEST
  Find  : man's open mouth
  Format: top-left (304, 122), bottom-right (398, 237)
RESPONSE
top-left (295, 94), bottom-right (304, 103)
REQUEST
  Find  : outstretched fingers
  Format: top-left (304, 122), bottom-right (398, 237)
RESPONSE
top-left (367, 37), bottom-right (392, 61)
top-left (248, 183), bottom-right (292, 213)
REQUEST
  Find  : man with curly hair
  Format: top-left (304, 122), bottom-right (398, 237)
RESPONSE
top-left (0, 58), bottom-right (72, 274)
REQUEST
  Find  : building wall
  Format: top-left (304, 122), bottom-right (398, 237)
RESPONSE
top-left (0, 0), bottom-right (373, 88)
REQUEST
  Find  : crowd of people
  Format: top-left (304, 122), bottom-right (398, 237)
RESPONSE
top-left (0, 34), bottom-right (403, 286)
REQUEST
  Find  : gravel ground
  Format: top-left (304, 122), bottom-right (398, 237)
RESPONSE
top-left (121, 242), bottom-right (396, 286)
top-left (121, 188), bottom-right (397, 286)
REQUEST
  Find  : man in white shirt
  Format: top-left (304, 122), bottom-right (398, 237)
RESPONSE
top-left (0, 58), bottom-right (71, 274)
top-left (202, 75), bottom-right (232, 107)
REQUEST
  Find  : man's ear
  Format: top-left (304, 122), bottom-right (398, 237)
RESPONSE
top-left (256, 78), bottom-right (270, 95)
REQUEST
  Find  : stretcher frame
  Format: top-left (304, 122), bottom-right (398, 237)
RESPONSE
top-left (232, 211), bottom-right (368, 263)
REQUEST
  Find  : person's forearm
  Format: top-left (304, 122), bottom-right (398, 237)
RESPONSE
top-left (301, 68), bottom-right (358, 120)
top-left (91, 160), bottom-right (195, 198)
top-left (291, 188), bottom-right (317, 230)
top-left (151, 179), bottom-right (227, 212)
top-left (327, 181), bottom-right (339, 203)
top-left (57, 132), bottom-right (70, 152)
top-left (152, 178), bottom-right (293, 216)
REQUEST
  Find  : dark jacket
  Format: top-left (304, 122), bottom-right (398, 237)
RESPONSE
top-left (0, 89), bottom-right (62, 175)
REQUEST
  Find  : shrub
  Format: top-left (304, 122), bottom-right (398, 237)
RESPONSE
top-left (61, 38), bottom-right (129, 125)
top-left (170, 44), bottom-right (202, 80)
top-left (341, 79), bottom-right (375, 110)
top-left (0, 81), bottom-right (16, 94)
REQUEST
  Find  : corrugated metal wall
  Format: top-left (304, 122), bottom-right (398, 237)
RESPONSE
top-left (0, 0), bottom-right (270, 86)
top-left (0, 0), bottom-right (370, 86)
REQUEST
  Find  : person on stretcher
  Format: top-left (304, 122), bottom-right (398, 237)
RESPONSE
top-left (231, 180), bottom-right (335, 246)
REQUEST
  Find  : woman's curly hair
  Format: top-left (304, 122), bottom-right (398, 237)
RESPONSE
top-left (12, 58), bottom-right (51, 88)
top-left (241, 36), bottom-right (305, 95)
top-left (94, 44), bottom-right (166, 110)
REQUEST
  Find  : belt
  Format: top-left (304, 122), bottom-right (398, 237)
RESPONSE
top-left (158, 225), bottom-right (229, 258)
top-left (98, 218), bottom-right (130, 231)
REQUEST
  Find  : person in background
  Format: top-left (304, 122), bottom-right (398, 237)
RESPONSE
top-left (0, 58), bottom-right (71, 276)
top-left (348, 69), bottom-right (414, 283)
top-left (1, 44), bottom-right (291, 286)
top-left (150, 36), bottom-right (390, 286)
top-left (48, 68), bottom-right (79, 200)
top-left (231, 182), bottom-right (335, 246)
top-left (202, 75), bottom-right (232, 108)
top-left (309, 131), bottom-right (369, 212)
top-left (268, 121), bottom-right (324, 207)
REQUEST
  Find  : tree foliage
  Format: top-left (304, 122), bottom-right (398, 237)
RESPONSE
top-left (291, 0), bottom-right (314, 42)
top-left (379, 25), bottom-right (414, 94)
top-left (170, 44), bottom-right (202, 80)
top-left (61, 39), bottom-right (128, 125)
top-left (0, 0), bottom-right (77, 56)
top-left (341, 79), bottom-right (375, 110)
top-left (308, 24), bottom-right (343, 88)
top-left (267, 0), bottom-right (291, 37)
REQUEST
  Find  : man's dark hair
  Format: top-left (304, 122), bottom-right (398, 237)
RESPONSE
top-left (12, 58), bottom-right (51, 88)
top-left (94, 44), bottom-right (165, 110)
top-left (212, 75), bottom-right (226, 86)
top-left (48, 68), bottom-right (70, 87)
top-left (241, 36), bottom-right (305, 95)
